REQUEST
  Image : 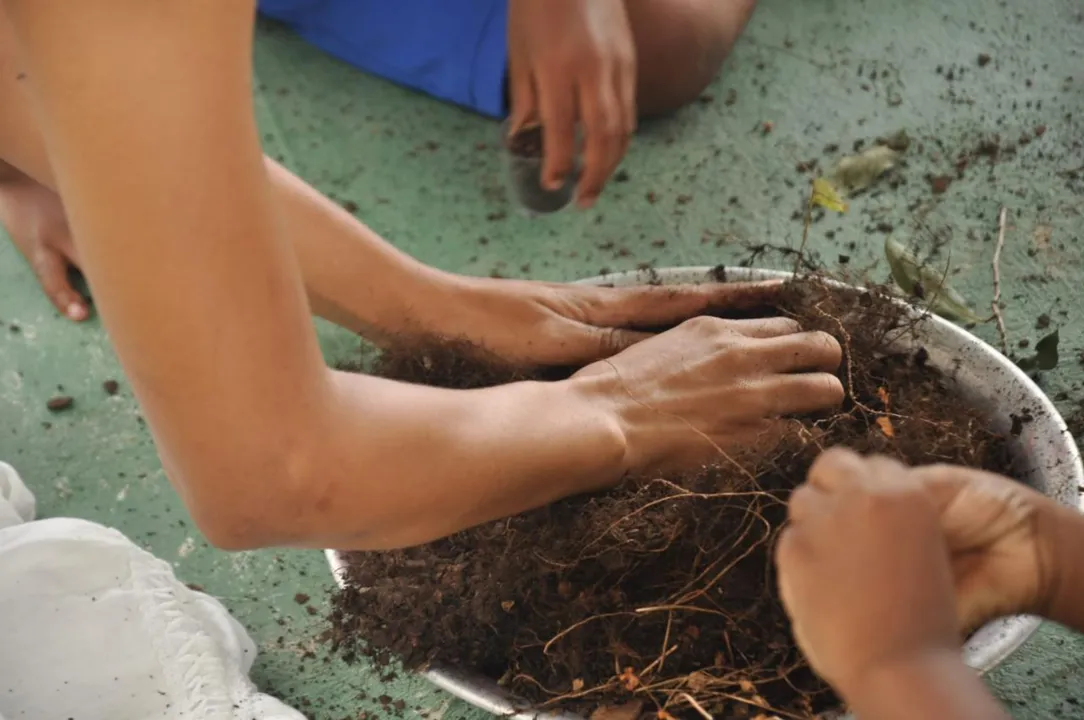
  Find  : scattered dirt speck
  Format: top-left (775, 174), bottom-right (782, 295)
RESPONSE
top-left (46, 396), bottom-right (74, 412)
top-left (928, 175), bottom-right (954, 194)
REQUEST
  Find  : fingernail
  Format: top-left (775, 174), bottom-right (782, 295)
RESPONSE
top-left (544, 176), bottom-right (565, 191)
top-left (66, 302), bottom-right (87, 321)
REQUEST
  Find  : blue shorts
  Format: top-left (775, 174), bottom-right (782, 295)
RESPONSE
top-left (258, 0), bottom-right (510, 118)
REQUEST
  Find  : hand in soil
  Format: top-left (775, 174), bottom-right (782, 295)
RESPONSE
top-left (775, 448), bottom-right (963, 695)
top-left (438, 276), bottom-right (793, 366)
top-left (574, 315), bottom-right (844, 474)
top-left (0, 169), bottom-right (90, 321)
top-left (506, 0), bottom-right (635, 207)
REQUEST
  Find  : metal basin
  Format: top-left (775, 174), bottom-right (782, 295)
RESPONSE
top-left (327, 266), bottom-right (1084, 719)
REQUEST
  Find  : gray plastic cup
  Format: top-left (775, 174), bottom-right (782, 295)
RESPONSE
top-left (501, 120), bottom-right (577, 214)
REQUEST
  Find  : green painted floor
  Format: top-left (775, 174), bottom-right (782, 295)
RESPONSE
top-left (2, 0), bottom-right (1083, 718)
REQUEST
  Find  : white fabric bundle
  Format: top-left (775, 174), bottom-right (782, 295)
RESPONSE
top-left (0, 461), bottom-right (307, 720)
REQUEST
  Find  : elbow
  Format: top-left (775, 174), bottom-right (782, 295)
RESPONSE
top-left (185, 486), bottom-right (288, 551)
top-left (192, 505), bottom-right (276, 552)
top-left (171, 440), bottom-right (325, 552)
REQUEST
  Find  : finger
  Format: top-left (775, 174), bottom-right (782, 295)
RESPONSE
top-left (911, 465), bottom-right (1039, 550)
top-left (725, 317), bottom-right (801, 339)
top-left (576, 75), bottom-right (626, 207)
top-left (752, 331), bottom-right (843, 374)
top-left (537, 75), bottom-right (578, 192)
top-left (774, 526), bottom-right (811, 612)
top-left (755, 373), bottom-right (845, 417)
top-left (807, 447), bottom-right (867, 493)
top-left (580, 281), bottom-right (787, 329)
top-left (808, 448), bottom-right (910, 495)
top-left (618, 53), bottom-right (638, 141)
top-left (507, 67), bottom-right (539, 136)
top-left (787, 484), bottom-right (830, 525)
top-left (31, 248), bottom-right (89, 321)
top-left (912, 464), bottom-right (1027, 509)
top-left (612, 64), bottom-right (636, 189)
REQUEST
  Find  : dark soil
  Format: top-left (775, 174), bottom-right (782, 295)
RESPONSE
top-left (507, 125), bottom-right (544, 159)
top-left (329, 279), bottom-right (1017, 720)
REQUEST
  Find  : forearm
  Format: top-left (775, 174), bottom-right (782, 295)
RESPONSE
top-left (842, 649), bottom-right (1010, 720)
top-left (265, 157), bottom-right (457, 338)
top-left (248, 371), bottom-right (626, 550)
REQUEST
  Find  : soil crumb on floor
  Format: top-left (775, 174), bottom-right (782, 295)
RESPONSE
top-left (328, 278), bottom-right (1017, 720)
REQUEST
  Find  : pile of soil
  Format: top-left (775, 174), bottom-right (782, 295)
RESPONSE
top-left (328, 278), bottom-right (1017, 720)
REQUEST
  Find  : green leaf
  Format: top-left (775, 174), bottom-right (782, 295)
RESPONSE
top-left (830, 145), bottom-right (901, 194)
top-left (884, 237), bottom-right (985, 324)
top-left (1017, 330), bottom-right (1060, 372)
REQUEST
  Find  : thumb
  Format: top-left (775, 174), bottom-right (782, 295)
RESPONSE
top-left (953, 557), bottom-right (1010, 634)
top-left (31, 248), bottom-right (89, 322)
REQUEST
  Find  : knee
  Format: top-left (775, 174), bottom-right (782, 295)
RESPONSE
top-left (629, 0), bottom-right (759, 116)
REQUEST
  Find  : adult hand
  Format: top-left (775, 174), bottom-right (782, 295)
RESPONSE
top-left (433, 275), bottom-right (792, 368)
top-left (574, 315), bottom-right (844, 474)
top-left (507, 0), bottom-right (636, 207)
top-left (774, 449), bottom-right (961, 695)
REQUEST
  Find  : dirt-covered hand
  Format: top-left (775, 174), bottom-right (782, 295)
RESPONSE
top-left (775, 448), bottom-right (961, 696)
top-left (912, 464), bottom-right (1057, 633)
top-left (573, 315), bottom-right (844, 474)
top-left (507, 0), bottom-right (635, 207)
top-left (431, 275), bottom-right (794, 368)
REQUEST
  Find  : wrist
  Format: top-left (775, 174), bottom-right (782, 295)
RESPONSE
top-left (560, 371), bottom-right (631, 488)
top-left (1042, 498), bottom-right (1084, 629)
top-left (839, 646), bottom-right (955, 700)
top-left (842, 647), bottom-right (1006, 720)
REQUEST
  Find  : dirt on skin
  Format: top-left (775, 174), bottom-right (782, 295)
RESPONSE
top-left (328, 278), bottom-right (1017, 720)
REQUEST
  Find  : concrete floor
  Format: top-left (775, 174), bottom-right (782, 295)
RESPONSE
top-left (1, 0), bottom-right (1083, 717)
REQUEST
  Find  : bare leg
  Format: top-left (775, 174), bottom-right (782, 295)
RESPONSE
top-left (624, 0), bottom-right (760, 116)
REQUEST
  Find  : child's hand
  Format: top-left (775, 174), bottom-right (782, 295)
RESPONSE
top-left (912, 463), bottom-right (1056, 632)
top-left (774, 449), bottom-right (961, 695)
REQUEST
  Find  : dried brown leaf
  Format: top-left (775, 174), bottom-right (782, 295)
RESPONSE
top-left (590, 702), bottom-right (643, 720)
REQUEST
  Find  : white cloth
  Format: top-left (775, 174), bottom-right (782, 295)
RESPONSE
top-left (0, 461), bottom-right (307, 720)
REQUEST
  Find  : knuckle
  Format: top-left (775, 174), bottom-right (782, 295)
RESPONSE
top-left (813, 330), bottom-right (843, 356)
top-left (681, 315), bottom-right (723, 335)
top-left (597, 327), bottom-right (630, 356)
top-left (776, 318), bottom-right (802, 334)
top-left (816, 374), bottom-right (846, 403)
top-left (590, 114), bottom-right (624, 145)
top-left (809, 446), bottom-right (856, 477)
top-left (739, 380), bottom-right (776, 416)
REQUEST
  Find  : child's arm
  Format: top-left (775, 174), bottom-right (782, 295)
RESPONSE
top-left (842, 649), bottom-right (1010, 720)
